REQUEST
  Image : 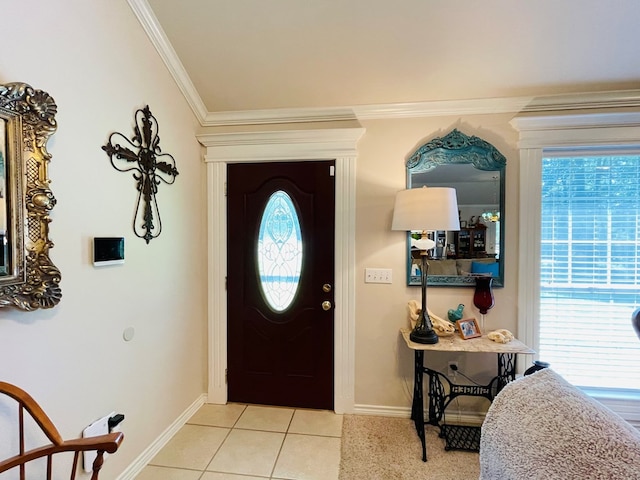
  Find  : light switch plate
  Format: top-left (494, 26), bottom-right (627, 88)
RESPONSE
top-left (365, 268), bottom-right (392, 284)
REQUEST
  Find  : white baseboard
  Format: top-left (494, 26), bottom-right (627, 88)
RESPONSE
top-left (116, 394), bottom-right (206, 480)
top-left (353, 404), bottom-right (485, 425)
top-left (353, 404), bottom-right (410, 417)
top-left (355, 400), bottom-right (640, 430)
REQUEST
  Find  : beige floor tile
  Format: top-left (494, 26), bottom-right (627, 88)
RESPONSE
top-left (188, 403), bottom-right (247, 428)
top-left (288, 410), bottom-right (343, 437)
top-left (272, 434), bottom-right (341, 480)
top-left (201, 472), bottom-right (268, 480)
top-left (234, 405), bottom-right (294, 432)
top-left (206, 428), bottom-right (285, 477)
top-left (135, 465), bottom-right (203, 480)
top-left (150, 424), bottom-right (230, 470)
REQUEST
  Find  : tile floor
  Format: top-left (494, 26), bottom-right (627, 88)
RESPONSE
top-left (135, 404), bottom-right (343, 480)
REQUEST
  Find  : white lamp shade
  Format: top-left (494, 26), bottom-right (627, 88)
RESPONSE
top-left (391, 187), bottom-right (460, 232)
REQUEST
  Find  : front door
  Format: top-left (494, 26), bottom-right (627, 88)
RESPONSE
top-left (226, 161), bottom-right (335, 409)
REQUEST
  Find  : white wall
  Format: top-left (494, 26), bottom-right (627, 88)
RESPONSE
top-left (198, 111), bottom-right (525, 416)
top-left (0, 1), bottom-right (206, 478)
top-left (354, 115), bottom-right (522, 410)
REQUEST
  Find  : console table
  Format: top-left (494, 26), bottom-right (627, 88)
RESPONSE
top-left (400, 327), bottom-right (534, 461)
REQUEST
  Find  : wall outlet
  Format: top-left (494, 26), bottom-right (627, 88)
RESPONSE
top-left (364, 268), bottom-right (392, 284)
top-left (82, 411), bottom-right (115, 472)
top-left (447, 361), bottom-right (459, 379)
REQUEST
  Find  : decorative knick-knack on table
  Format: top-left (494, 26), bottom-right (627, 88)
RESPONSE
top-left (448, 303), bottom-right (465, 323)
top-left (473, 276), bottom-right (494, 330)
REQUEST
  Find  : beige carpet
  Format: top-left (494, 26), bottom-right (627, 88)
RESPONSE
top-left (339, 415), bottom-right (480, 480)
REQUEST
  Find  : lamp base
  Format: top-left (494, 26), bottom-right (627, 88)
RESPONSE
top-left (410, 328), bottom-right (439, 344)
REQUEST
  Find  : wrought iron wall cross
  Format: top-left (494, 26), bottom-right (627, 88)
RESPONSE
top-left (102, 106), bottom-right (178, 244)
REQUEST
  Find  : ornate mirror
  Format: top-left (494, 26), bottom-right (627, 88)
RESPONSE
top-left (406, 129), bottom-right (506, 287)
top-left (0, 82), bottom-right (61, 310)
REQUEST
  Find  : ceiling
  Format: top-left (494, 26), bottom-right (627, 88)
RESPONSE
top-left (140, 0), bottom-right (640, 120)
top-left (412, 165), bottom-right (499, 205)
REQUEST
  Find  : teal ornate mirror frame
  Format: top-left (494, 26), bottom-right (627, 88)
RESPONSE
top-left (406, 129), bottom-right (506, 287)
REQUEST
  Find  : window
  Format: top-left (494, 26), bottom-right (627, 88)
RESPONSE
top-left (512, 111), bottom-right (640, 425)
top-left (539, 154), bottom-right (640, 390)
top-left (257, 190), bottom-right (303, 312)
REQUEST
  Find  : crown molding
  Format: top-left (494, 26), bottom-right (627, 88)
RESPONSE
top-left (202, 107), bottom-right (358, 126)
top-left (201, 91), bottom-right (640, 126)
top-left (197, 92), bottom-right (640, 127)
top-left (511, 111), bottom-right (640, 132)
top-left (127, 0), bottom-right (208, 123)
top-left (132, 0), bottom-right (640, 127)
top-left (520, 89), bottom-right (640, 112)
top-left (198, 96), bottom-right (533, 126)
top-left (352, 96), bottom-right (534, 119)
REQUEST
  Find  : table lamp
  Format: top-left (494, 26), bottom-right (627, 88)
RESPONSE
top-left (392, 186), bottom-right (460, 344)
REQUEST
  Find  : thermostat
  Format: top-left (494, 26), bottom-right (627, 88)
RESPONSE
top-left (93, 237), bottom-right (125, 266)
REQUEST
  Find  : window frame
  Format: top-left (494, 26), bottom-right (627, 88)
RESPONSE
top-left (512, 111), bottom-right (640, 427)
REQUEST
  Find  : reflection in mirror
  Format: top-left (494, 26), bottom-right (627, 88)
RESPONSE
top-left (406, 129), bottom-right (506, 287)
top-left (0, 118), bottom-right (8, 275)
top-left (0, 82), bottom-right (61, 310)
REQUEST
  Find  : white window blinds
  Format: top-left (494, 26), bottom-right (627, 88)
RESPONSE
top-left (539, 154), bottom-right (640, 391)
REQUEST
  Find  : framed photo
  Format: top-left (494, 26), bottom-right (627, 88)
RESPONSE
top-left (457, 318), bottom-right (482, 339)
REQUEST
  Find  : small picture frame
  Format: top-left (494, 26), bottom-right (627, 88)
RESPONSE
top-left (456, 318), bottom-right (482, 340)
top-left (460, 220), bottom-right (467, 228)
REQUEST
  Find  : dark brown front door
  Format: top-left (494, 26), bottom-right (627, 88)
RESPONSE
top-left (227, 161), bottom-right (335, 409)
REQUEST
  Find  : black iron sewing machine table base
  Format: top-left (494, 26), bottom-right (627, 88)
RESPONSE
top-left (401, 328), bottom-right (534, 462)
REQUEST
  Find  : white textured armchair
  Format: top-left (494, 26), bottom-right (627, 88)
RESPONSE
top-left (480, 368), bottom-right (640, 479)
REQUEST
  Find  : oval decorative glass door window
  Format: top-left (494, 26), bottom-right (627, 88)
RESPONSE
top-left (257, 190), bottom-right (303, 312)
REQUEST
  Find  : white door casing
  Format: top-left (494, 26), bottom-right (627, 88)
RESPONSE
top-left (197, 128), bottom-right (364, 414)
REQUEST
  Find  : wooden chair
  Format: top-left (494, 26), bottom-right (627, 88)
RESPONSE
top-left (0, 381), bottom-right (124, 480)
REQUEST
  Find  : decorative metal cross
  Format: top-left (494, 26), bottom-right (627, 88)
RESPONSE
top-left (102, 106), bottom-right (178, 244)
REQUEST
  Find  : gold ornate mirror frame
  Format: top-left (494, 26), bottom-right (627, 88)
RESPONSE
top-left (0, 82), bottom-right (61, 310)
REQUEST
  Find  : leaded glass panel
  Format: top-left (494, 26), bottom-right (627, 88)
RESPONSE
top-left (257, 190), bottom-right (303, 312)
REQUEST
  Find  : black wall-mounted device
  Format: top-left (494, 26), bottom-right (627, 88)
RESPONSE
top-left (93, 237), bottom-right (125, 266)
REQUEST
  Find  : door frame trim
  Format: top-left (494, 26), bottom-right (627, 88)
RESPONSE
top-left (198, 128), bottom-right (364, 414)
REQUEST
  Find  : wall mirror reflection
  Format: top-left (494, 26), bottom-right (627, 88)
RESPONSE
top-left (0, 115), bottom-right (10, 276)
top-left (406, 129), bottom-right (506, 287)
